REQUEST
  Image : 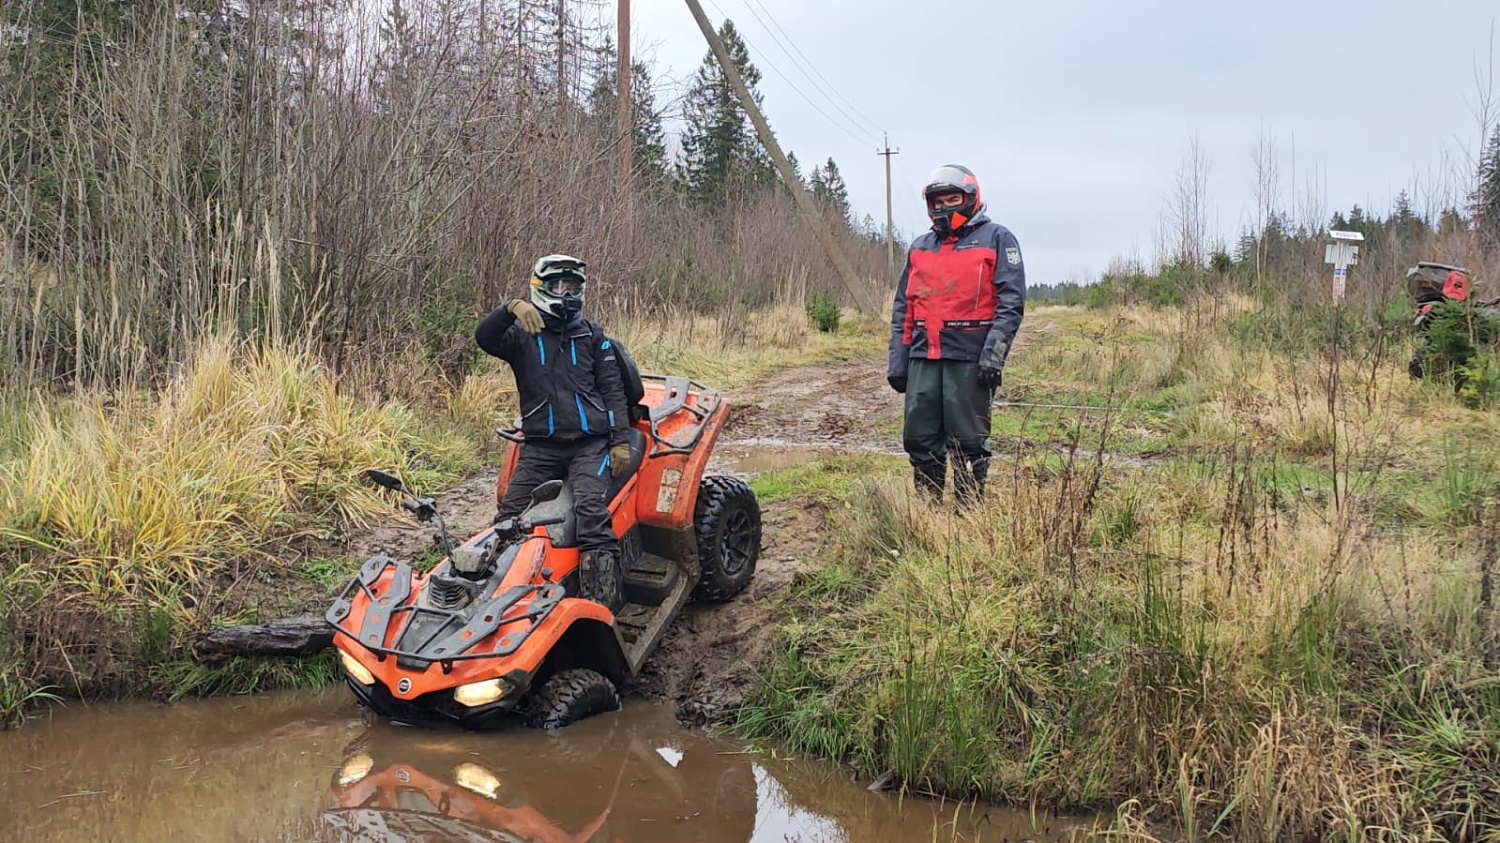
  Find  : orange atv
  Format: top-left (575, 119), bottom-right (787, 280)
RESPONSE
top-left (326, 371), bottom-right (761, 729)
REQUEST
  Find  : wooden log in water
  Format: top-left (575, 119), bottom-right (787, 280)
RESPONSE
top-left (193, 616), bottom-right (334, 662)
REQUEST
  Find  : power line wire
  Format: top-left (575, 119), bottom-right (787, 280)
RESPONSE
top-left (743, 0), bottom-right (885, 138)
top-left (731, 0), bottom-right (883, 143)
top-left (703, 0), bottom-right (875, 151)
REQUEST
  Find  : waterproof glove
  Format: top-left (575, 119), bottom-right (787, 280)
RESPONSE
top-left (978, 364), bottom-right (1003, 390)
top-left (887, 374), bottom-right (907, 394)
top-left (508, 299), bottom-right (544, 334)
top-left (609, 441), bottom-right (631, 477)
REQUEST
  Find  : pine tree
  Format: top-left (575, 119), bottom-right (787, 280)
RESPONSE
top-left (677, 20), bottom-right (775, 205)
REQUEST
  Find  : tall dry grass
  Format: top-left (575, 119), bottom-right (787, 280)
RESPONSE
top-left (0, 334), bottom-right (478, 721)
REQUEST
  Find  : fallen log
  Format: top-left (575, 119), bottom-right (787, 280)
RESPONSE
top-left (193, 616), bottom-right (334, 662)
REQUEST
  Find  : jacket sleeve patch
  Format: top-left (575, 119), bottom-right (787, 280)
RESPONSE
top-left (1006, 247), bottom-right (1021, 266)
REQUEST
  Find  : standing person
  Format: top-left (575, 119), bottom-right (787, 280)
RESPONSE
top-left (887, 165), bottom-right (1025, 506)
top-left (475, 254), bottom-right (632, 610)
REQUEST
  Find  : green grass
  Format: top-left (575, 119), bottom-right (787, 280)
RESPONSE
top-left (748, 455), bottom-right (899, 504)
top-left (296, 557), bottom-right (361, 591)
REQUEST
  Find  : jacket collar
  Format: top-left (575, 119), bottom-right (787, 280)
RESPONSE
top-left (540, 313), bottom-right (586, 333)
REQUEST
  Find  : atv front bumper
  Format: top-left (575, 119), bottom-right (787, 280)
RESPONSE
top-left (345, 675), bottom-right (523, 729)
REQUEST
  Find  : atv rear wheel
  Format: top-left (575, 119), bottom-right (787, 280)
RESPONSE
top-left (692, 476), bottom-right (761, 602)
top-left (523, 668), bottom-right (620, 729)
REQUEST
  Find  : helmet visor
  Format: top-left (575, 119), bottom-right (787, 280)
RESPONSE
top-left (924, 165), bottom-right (977, 196)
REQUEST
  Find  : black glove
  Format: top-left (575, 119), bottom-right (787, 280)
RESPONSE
top-left (887, 374), bottom-right (907, 394)
top-left (978, 365), bottom-right (1002, 390)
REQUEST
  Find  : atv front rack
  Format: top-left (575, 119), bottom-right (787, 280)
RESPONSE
top-left (326, 555), bottom-right (565, 673)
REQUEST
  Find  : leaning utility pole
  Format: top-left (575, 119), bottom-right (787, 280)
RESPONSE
top-left (617, 0), bottom-right (631, 187)
top-left (681, 0), bottom-right (875, 315)
top-left (877, 133), bottom-right (899, 272)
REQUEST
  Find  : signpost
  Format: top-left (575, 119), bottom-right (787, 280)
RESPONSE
top-left (1324, 230), bottom-right (1364, 304)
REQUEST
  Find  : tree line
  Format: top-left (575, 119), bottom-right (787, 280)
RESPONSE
top-left (0, 0), bottom-right (882, 387)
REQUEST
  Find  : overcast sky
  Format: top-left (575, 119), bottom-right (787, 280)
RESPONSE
top-left (621, 0), bottom-right (1498, 286)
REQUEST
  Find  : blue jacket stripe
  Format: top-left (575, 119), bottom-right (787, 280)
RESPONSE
top-left (570, 338), bottom-right (577, 366)
top-left (597, 455), bottom-right (609, 476)
top-left (575, 393), bottom-right (590, 433)
top-left (535, 335), bottom-right (546, 365)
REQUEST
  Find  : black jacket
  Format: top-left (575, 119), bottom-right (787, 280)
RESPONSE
top-left (474, 307), bottom-right (630, 445)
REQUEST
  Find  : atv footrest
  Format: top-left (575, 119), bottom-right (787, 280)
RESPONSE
top-left (623, 553), bottom-right (681, 606)
top-left (614, 603), bottom-right (656, 645)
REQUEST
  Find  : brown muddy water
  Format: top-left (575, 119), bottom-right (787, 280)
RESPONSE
top-left (0, 687), bottom-right (1090, 842)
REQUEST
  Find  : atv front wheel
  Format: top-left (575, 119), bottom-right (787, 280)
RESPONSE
top-left (524, 668), bottom-right (621, 729)
top-left (692, 476), bottom-right (761, 602)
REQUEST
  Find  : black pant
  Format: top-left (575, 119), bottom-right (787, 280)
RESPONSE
top-left (497, 436), bottom-right (618, 553)
top-left (902, 358), bottom-right (993, 499)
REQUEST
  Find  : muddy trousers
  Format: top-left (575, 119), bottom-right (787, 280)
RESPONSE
top-left (497, 436), bottom-right (619, 553)
top-left (902, 358), bottom-right (993, 506)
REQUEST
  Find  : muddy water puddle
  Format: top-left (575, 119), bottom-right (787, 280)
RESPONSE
top-left (1, 687), bottom-right (1088, 842)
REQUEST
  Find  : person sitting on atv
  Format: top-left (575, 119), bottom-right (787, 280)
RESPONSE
top-left (474, 254), bottom-right (630, 609)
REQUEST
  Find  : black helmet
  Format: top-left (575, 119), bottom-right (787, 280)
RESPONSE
top-left (529, 254), bottom-right (587, 320)
top-left (923, 164), bottom-right (982, 236)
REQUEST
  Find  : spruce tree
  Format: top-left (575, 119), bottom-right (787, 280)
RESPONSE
top-left (677, 20), bottom-right (775, 205)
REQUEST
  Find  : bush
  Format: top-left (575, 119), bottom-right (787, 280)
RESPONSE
top-left (805, 292), bottom-right (840, 333)
top-left (1415, 300), bottom-right (1500, 400)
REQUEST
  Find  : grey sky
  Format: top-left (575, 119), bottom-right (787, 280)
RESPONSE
top-left (625, 0), bottom-right (1498, 286)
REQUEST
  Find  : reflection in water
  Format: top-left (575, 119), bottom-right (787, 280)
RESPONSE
top-left (1, 688), bottom-right (1086, 842)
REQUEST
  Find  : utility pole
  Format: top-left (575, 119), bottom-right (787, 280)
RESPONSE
top-left (618, 0), bottom-right (632, 229)
top-left (681, 0), bottom-right (875, 315)
top-left (556, 0), bottom-right (567, 100)
top-left (877, 133), bottom-right (899, 272)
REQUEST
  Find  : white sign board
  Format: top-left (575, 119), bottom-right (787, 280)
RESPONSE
top-left (1324, 230), bottom-right (1364, 303)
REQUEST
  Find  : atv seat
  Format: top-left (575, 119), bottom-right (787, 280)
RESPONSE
top-left (608, 427), bottom-right (648, 502)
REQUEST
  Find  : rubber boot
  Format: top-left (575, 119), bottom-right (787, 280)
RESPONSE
top-left (580, 549), bottom-right (624, 614)
top-left (954, 458), bottom-right (988, 510)
top-left (913, 463), bottom-right (945, 504)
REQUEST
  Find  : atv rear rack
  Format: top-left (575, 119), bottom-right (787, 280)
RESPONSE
top-left (326, 555), bottom-right (565, 673)
top-left (641, 374), bottom-right (721, 457)
top-left (493, 374), bottom-right (722, 458)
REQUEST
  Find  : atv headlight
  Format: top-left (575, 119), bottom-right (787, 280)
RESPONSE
top-left (453, 678), bottom-right (509, 707)
top-left (337, 753), bottom-right (374, 787)
top-left (453, 762), bottom-right (502, 799)
top-left (340, 650), bottom-right (375, 685)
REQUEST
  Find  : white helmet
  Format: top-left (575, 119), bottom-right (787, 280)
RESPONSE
top-left (529, 254), bottom-right (587, 320)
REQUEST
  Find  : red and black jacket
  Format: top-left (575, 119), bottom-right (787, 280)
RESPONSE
top-left (887, 213), bottom-right (1026, 378)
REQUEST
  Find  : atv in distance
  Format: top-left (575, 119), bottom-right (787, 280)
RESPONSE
top-left (327, 371), bottom-right (760, 729)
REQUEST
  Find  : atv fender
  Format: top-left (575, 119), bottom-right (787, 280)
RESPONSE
top-left (509, 600), bottom-right (630, 687)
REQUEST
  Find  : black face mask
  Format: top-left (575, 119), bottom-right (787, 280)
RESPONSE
top-left (557, 293), bottom-right (583, 319)
top-left (928, 197), bottom-right (978, 235)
